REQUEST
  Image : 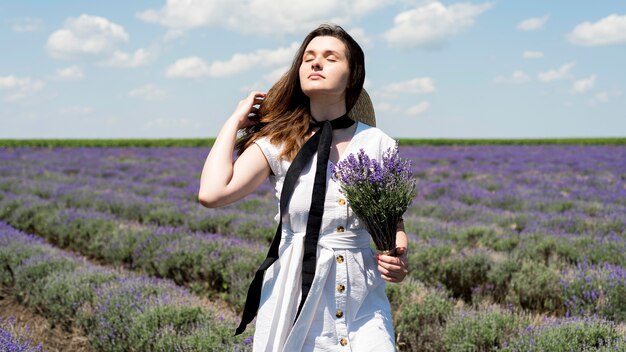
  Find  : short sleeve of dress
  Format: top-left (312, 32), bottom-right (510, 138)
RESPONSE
top-left (377, 130), bottom-right (399, 160)
top-left (254, 137), bottom-right (284, 177)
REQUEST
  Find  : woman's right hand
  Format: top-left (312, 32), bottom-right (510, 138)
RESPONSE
top-left (230, 91), bottom-right (267, 129)
top-left (200, 90), bottom-right (271, 208)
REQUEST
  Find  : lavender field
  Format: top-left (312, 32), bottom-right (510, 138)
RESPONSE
top-left (1, 145), bottom-right (625, 351)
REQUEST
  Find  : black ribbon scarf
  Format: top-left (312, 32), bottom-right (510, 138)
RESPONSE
top-left (235, 113), bottom-right (355, 335)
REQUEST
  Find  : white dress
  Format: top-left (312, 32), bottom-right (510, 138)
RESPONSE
top-left (252, 122), bottom-right (397, 352)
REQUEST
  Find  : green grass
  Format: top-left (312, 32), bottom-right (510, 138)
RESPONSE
top-left (0, 138), bottom-right (215, 148)
top-left (1, 137), bottom-right (625, 147)
top-left (397, 137), bottom-right (626, 146)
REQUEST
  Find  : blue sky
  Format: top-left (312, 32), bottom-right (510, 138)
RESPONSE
top-left (1, 1), bottom-right (625, 139)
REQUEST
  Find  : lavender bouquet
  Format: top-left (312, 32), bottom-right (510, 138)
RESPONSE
top-left (331, 145), bottom-right (416, 256)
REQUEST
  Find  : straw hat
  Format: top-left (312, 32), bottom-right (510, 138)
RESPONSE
top-left (348, 89), bottom-right (376, 127)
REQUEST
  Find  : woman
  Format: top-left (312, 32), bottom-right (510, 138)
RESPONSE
top-left (199, 24), bottom-right (409, 352)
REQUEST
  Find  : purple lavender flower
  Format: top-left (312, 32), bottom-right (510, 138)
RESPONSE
top-left (0, 316), bottom-right (44, 352)
top-left (331, 146), bottom-right (416, 253)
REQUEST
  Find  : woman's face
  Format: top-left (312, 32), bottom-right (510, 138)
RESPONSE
top-left (299, 36), bottom-right (350, 100)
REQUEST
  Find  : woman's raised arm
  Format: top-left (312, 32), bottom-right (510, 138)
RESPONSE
top-left (198, 91), bottom-right (270, 208)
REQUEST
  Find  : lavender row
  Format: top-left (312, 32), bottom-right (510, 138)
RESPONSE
top-left (405, 145), bottom-right (626, 226)
top-left (0, 220), bottom-right (253, 352)
top-left (3, 145), bottom-right (625, 239)
top-left (0, 147), bottom-right (275, 202)
top-left (3, 184), bottom-right (624, 331)
top-left (386, 278), bottom-right (625, 351)
top-left (0, 191), bottom-right (264, 311)
top-left (407, 195), bottom-right (625, 237)
top-left (2, 166), bottom-right (624, 256)
top-left (0, 159), bottom-right (246, 205)
top-left (3, 145), bottom-right (624, 207)
top-left (2, 145), bottom-right (626, 348)
top-left (406, 196), bottom-right (626, 243)
top-left (0, 174), bottom-right (278, 245)
top-left (0, 317), bottom-right (43, 352)
top-left (2, 146), bottom-right (624, 320)
top-left (0, 147), bottom-right (207, 191)
top-left (3, 179), bottom-right (623, 321)
top-left (4, 213), bottom-right (623, 351)
top-left (405, 208), bottom-right (625, 266)
top-left (2, 145), bottom-right (623, 245)
top-left (406, 238), bottom-right (626, 322)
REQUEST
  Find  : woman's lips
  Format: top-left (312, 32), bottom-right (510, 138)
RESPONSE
top-left (308, 73), bottom-right (325, 79)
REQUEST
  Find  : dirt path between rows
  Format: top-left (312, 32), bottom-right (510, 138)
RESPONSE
top-left (0, 292), bottom-right (241, 352)
top-left (1, 217), bottom-right (244, 351)
top-left (0, 295), bottom-right (93, 352)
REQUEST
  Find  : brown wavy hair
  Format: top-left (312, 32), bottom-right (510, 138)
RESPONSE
top-left (235, 23), bottom-right (365, 162)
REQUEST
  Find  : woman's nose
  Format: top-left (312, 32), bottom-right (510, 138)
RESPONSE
top-left (311, 58), bottom-right (322, 70)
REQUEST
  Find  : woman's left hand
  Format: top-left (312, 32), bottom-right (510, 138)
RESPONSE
top-left (377, 247), bottom-right (409, 283)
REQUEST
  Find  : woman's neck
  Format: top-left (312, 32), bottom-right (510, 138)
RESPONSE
top-left (309, 95), bottom-right (346, 121)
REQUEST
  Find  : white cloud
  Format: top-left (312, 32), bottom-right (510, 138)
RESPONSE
top-left (0, 75), bottom-right (45, 102)
top-left (263, 66), bottom-right (289, 84)
top-left (59, 106), bottom-right (94, 115)
top-left (12, 17), bottom-right (43, 32)
top-left (592, 91), bottom-right (609, 104)
top-left (523, 51), bottom-right (544, 59)
top-left (588, 90), bottom-right (621, 105)
top-left (137, 0), bottom-right (391, 36)
top-left (0, 76), bottom-right (29, 89)
top-left (568, 14), bottom-right (626, 46)
top-left (351, 0), bottom-right (394, 17)
top-left (166, 42), bottom-right (299, 78)
top-left (406, 101), bottom-right (430, 115)
top-left (100, 49), bottom-right (150, 68)
top-left (595, 92), bottom-right (610, 103)
top-left (44, 14), bottom-right (151, 68)
top-left (493, 70), bottom-right (531, 84)
top-left (348, 27), bottom-right (373, 48)
top-left (137, 0), bottom-right (229, 29)
top-left (210, 43), bottom-right (299, 76)
top-left (239, 65), bottom-right (290, 93)
top-left (165, 57), bottom-right (209, 79)
top-left (128, 84), bottom-right (167, 101)
top-left (377, 102), bottom-right (402, 113)
top-left (571, 75), bottom-right (596, 94)
top-left (537, 62), bottom-right (575, 83)
top-left (517, 15), bottom-right (549, 31)
top-left (163, 29), bottom-right (185, 42)
top-left (383, 1), bottom-right (493, 48)
top-left (55, 65), bottom-right (85, 80)
top-left (239, 82), bottom-right (267, 93)
top-left (46, 14), bottom-right (129, 59)
top-left (380, 77), bottom-right (436, 96)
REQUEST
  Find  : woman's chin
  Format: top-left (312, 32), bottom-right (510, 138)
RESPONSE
top-left (301, 87), bottom-right (343, 99)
